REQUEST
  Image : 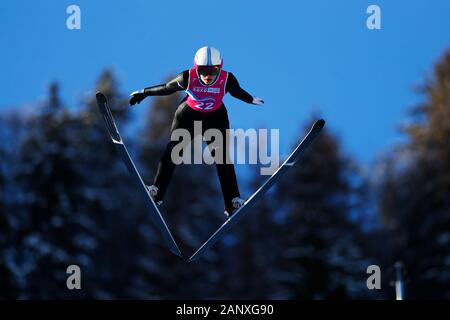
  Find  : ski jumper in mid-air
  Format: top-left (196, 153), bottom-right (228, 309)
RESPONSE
top-left (129, 46), bottom-right (264, 216)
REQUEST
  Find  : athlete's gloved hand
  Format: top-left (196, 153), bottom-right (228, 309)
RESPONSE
top-left (129, 90), bottom-right (147, 106)
top-left (252, 96), bottom-right (264, 105)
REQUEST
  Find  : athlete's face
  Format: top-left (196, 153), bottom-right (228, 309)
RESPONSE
top-left (200, 73), bottom-right (217, 85)
top-left (198, 66), bottom-right (220, 85)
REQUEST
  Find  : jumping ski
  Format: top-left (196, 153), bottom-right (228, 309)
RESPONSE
top-left (95, 92), bottom-right (182, 257)
top-left (188, 119), bottom-right (326, 262)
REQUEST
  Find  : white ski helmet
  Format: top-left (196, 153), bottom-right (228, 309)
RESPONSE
top-left (194, 46), bottom-right (223, 68)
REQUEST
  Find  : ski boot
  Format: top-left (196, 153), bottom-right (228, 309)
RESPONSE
top-left (224, 197), bottom-right (245, 218)
top-left (146, 185), bottom-right (163, 206)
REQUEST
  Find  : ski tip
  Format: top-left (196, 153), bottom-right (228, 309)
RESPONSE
top-left (314, 119), bottom-right (326, 130)
top-left (95, 91), bottom-right (106, 102)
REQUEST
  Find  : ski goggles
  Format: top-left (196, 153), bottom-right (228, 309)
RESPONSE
top-left (197, 66), bottom-right (221, 76)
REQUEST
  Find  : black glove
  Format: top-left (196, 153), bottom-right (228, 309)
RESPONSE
top-left (129, 90), bottom-right (147, 106)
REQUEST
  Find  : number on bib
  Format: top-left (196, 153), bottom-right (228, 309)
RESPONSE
top-left (195, 101), bottom-right (215, 110)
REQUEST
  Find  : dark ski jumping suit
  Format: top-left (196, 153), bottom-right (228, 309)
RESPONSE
top-left (133, 69), bottom-right (258, 213)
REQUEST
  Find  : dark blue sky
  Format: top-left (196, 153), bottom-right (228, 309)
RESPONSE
top-left (1, 0), bottom-right (449, 164)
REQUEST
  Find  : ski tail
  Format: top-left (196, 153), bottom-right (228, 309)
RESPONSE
top-left (116, 144), bottom-right (182, 257)
top-left (187, 119), bottom-right (325, 262)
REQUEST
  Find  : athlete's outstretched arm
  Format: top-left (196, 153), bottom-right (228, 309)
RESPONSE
top-left (227, 73), bottom-right (264, 105)
top-left (129, 71), bottom-right (188, 106)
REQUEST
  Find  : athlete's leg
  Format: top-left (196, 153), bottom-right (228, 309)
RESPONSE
top-left (153, 103), bottom-right (194, 202)
top-left (205, 107), bottom-right (241, 213)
